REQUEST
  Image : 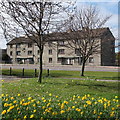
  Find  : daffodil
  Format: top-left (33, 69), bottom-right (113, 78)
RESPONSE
top-left (42, 106), bottom-right (45, 109)
top-left (74, 101), bottom-right (77, 104)
top-left (48, 107), bottom-right (52, 110)
top-left (47, 103), bottom-right (50, 106)
top-left (92, 97), bottom-right (94, 100)
top-left (33, 104), bottom-right (36, 107)
top-left (84, 104), bottom-right (87, 107)
top-left (52, 112), bottom-right (57, 115)
top-left (86, 100), bottom-right (92, 105)
top-left (60, 110), bottom-right (65, 114)
top-left (80, 112), bottom-right (83, 115)
top-left (30, 114), bottom-right (34, 118)
top-left (7, 109), bottom-right (11, 112)
top-left (76, 108), bottom-right (81, 112)
top-left (64, 101), bottom-right (68, 104)
top-left (78, 96), bottom-right (80, 99)
top-left (72, 106), bottom-right (75, 109)
top-left (9, 105), bottom-right (15, 110)
top-left (4, 103), bottom-right (8, 107)
top-left (5, 98), bottom-right (8, 101)
top-left (49, 93), bottom-right (52, 96)
top-left (18, 111), bottom-right (21, 114)
top-left (97, 116), bottom-right (100, 118)
top-left (18, 94), bottom-right (21, 96)
top-left (13, 100), bottom-right (17, 103)
top-left (24, 115), bottom-right (27, 119)
top-left (99, 112), bottom-right (102, 115)
top-left (73, 95), bottom-right (76, 98)
top-left (61, 104), bottom-right (64, 109)
top-left (42, 97), bottom-right (45, 100)
top-left (37, 101), bottom-right (40, 104)
top-left (82, 97), bottom-right (85, 100)
top-left (87, 94), bottom-right (90, 97)
top-left (10, 97), bottom-right (14, 100)
top-left (93, 110), bottom-right (96, 114)
top-left (115, 96), bottom-right (118, 98)
top-left (67, 107), bottom-right (71, 111)
top-left (31, 99), bottom-right (36, 102)
top-left (28, 97), bottom-right (32, 100)
top-left (110, 111), bottom-right (114, 117)
top-left (112, 107), bottom-right (115, 110)
top-left (33, 110), bottom-right (36, 113)
top-left (2, 110), bottom-right (7, 115)
top-left (43, 99), bottom-right (47, 102)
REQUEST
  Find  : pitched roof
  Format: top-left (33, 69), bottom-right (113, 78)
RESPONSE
top-left (7, 36), bottom-right (34, 45)
top-left (7, 27), bottom-right (114, 45)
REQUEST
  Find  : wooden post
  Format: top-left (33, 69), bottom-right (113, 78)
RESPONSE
top-left (10, 67), bottom-right (12, 76)
top-left (47, 69), bottom-right (49, 77)
top-left (35, 68), bottom-right (37, 77)
top-left (22, 68), bottom-right (24, 77)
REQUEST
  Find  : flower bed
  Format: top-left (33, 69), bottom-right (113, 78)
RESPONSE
top-left (1, 94), bottom-right (120, 119)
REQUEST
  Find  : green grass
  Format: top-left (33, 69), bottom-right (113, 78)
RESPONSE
top-left (2, 69), bottom-right (119, 80)
top-left (2, 77), bottom-right (118, 100)
top-left (2, 69), bottom-right (119, 119)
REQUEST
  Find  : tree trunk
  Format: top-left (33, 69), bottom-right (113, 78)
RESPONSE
top-left (81, 59), bottom-right (86, 76)
top-left (38, 50), bottom-right (43, 83)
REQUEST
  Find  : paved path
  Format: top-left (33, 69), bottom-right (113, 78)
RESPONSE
top-left (1, 75), bottom-right (119, 82)
top-left (55, 77), bottom-right (120, 82)
top-left (1, 75), bottom-right (30, 82)
top-left (1, 64), bottom-right (119, 72)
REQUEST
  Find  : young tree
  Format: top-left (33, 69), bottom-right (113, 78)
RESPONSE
top-left (0, 0), bottom-right (75, 83)
top-left (63, 5), bottom-right (111, 76)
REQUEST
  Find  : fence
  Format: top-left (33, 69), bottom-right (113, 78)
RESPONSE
top-left (7, 67), bottom-right (50, 77)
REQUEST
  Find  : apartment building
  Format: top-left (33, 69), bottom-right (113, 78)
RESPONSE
top-left (7, 27), bottom-right (115, 66)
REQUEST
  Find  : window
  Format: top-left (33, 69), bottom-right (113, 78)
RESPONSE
top-left (10, 45), bottom-right (13, 48)
top-left (49, 58), bottom-right (52, 63)
top-left (16, 44), bottom-right (21, 48)
top-left (10, 51), bottom-right (12, 56)
top-left (28, 43), bottom-right (32, 48)
top-left (58, 49), bottom-right (65, 54)
top-left (22, 48), bottom-right (25, 51)
top-left (28, 51), bottom-right (32, 55)
top-left (58, 41), bottom-right (64, 46)
top-left (57, 58), bottom-right (62, 63)
top-left (75, 40), bottom-right (81, 44)
top-left (16, 51), bottom-right (21, 56)
top-left (75, 48), bottom-right (81, 55)
top-left (48, 49), bottom-right (52, 55)
top-left (89, 57), bottom-right (94, 63)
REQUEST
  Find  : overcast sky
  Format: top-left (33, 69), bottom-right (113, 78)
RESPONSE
top-left (0, 0), bottom-right (119, 52)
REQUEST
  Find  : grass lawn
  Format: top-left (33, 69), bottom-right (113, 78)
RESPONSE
top-left (1, 71), bottom-right (119, 119)
top-left (2, 69), bottom-right (120, 80)
top-left (2, 77), bottom-right (119, 100)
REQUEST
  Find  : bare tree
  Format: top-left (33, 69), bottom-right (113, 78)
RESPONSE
top-left (0, 0), bottom-right (75, 83)
top-left (63, 5), bottom-right (111, 76)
